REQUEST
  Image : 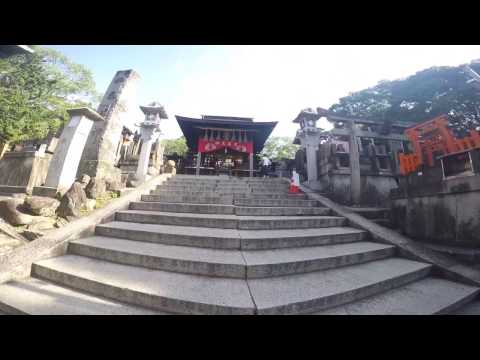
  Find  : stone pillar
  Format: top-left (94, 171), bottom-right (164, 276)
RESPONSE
top-left (296, 130), bottom-right (320, 186)
top-left (347, 120), bottom-right (361, 204)
top-left (196, 152), bottom-right (201, 176)
top-left (45, 108), bottom-right (104, 193)
top-left (77, 70), bottom-right (141, 184)
top-left (305, 139), bottom-right (319, 183)
top-left (249, 153), bottom-right (253, 177)
top-left (136, 133), bottom-right (158, 182)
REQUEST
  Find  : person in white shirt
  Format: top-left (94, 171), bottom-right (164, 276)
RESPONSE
top-left (261, 156), bottom-right (271, 177)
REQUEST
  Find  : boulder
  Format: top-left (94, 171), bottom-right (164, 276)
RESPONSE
top-left (54, 217), bottom-right (69, 228)
top-left (21, 217), bottom-right (57, 241)
top-left (56, 181), bottom-right (88, 219)
top-left (78, 174), bottom-right (91, 188)
top-left (0, 219), bottom-right (28, 242)
top-left (24, 196), bottom-right (60, 217)
top-left (22, 230), bottom-right (45, 241)
top-left (85, 177), bottom-right (107, 199)
top-left (165, 160), bottom-right (176, 174)
top-left (0, 234), bottom-right (27, 254)
top-left (0, 198), bottom-right (36, 226)
top-left (84, 199), bottom-right (96, 212)
top-left (148, 166), bottom-right (160, 176)
top-left (106, 180), bottom-right (125, 192)
top-left (26, 217), bottom-right (57, 232)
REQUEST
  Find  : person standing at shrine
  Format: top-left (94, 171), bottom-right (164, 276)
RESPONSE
top-left (261, 156), bottom-right (271, 177)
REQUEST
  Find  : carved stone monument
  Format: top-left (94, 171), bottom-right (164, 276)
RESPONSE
top-left (43, 108), bottom-right (105, 195)
top-left (77, 70), bottom-right (141, 188)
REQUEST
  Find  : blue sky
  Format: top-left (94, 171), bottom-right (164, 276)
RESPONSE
top-left (46, 45), bottom-right (480, 140)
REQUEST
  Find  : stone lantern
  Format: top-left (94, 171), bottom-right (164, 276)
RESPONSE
top-left (135, 102), bottom-right (168, 182)
top-left (293, 108), bottom-right (322, 185)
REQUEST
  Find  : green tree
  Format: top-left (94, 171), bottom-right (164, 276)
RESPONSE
top-left (162, 136), bottom-right (188, 156)
top-left (261, 136), bottom-right (299, 160)
top-left (0, 45), bottom-right (100, 143)
top-left (328, 61), bottom-right (480, 137)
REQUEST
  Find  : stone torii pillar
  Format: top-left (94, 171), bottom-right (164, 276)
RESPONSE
top-left (135, 102), bottom-right (167, 183)
top-left (346, 118), bottom-right (361, 204)
top-left (317, 108), bottom-right (361, 205)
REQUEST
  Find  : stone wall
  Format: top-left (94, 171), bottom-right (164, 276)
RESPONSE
top-left (323, 172), bottom-right (398, 207)
top-left (311, 142), bottom-right (400, 206)
top-left (391, 175), bottom-right (480, 247)
top-left (0, 151), bottom-right (51, 192)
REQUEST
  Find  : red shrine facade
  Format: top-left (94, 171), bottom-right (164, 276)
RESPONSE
top-left (175, 115), bottom-right (277, 176)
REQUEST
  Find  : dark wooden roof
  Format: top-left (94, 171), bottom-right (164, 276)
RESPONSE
top-left (0, 45), bottom-right (34, 58)
top-left (175, 115), bottom-right (277, 153)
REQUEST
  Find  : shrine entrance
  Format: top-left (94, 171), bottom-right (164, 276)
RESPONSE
top-left (175, 115), bottom-right (277, 177)
top-left (196, 147), bottom-right (253, 177)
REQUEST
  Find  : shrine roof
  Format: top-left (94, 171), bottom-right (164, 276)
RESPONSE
top-left (175, 115), bottom-right (277, 153)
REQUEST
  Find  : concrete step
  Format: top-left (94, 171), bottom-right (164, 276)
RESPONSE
top-left (134, 202), bottom-right (328, 217)
top-left (173, 175), bottom-right (222, 180)
top-left (152, 190), bottom-right (250, 197)
top-left (249, 185), bottom-right (289, 190)
top-left (68, 236), bottom-right (394, 278)
top-left (158, 185), bottom-right (218, 191)
top-left (235, 206), bottom-right (331, 216)
top-left (0, 278), bottom-right (163, 315)
top-left (235, 193), bottom-right (308, 200)
top-left (96, 222), bottom-right (241, 249)
top-left (161, 183), bottom-right (250, 189)
top-left (315, 277), bottom-right (480, 315)
top-left (142, 194), bottom-right (234, 205)
top-left (68, 236), bottom-right (247, 278)
top-left (96, 222), bottom-right (367, 250)
top-left (130, 202), bottom-right (236, 215)
top-left (250, 190), bottom-right (289, 195)
top-left (166, 180), bottom-right (247, 185)
top-left (0, 185), bottom-right (28, 194)
top-left (234, 198), bottom-right (319, 208)
top-left (114, 210), bottom-right (347, 230)
top-left (31, 255), bottom-right (256, 314)
top-left (116, 210), bottom-right (238, 229)
top-left (240, 227), bottom-right (368, 250)
top-left (235, 215), bottom-right (346, 230)
top-left (152, 190), bottom-right (302, 200)
top-left (243, 242), bottom-right (395, 278)
top-left (248, 257), bottom-right (432, 314)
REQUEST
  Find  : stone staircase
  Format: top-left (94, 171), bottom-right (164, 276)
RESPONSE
top-left (0, 174), bottom-right (479, 315)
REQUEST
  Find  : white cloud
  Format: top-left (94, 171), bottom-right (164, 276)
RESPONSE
top-left (153, 45), bottom-right (480, 140)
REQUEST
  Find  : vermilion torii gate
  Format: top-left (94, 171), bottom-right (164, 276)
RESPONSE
top-left (175, 115), bottom-right (277, 176)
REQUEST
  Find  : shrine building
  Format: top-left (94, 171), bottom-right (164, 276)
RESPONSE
top-left (175, 115), bottom-right (277, 176)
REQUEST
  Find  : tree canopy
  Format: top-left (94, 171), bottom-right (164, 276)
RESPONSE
top-left (161, 136), bottom-right (188, 157)
top-left (261, 136), bottom-right (299, 160)
top-left (328, 61), bottom-right (480, 138)
top-left (0, 46), bottom-right (100, 143)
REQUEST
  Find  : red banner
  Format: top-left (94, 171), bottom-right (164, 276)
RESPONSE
top-left (198, 138), bottom-right (253, 154)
